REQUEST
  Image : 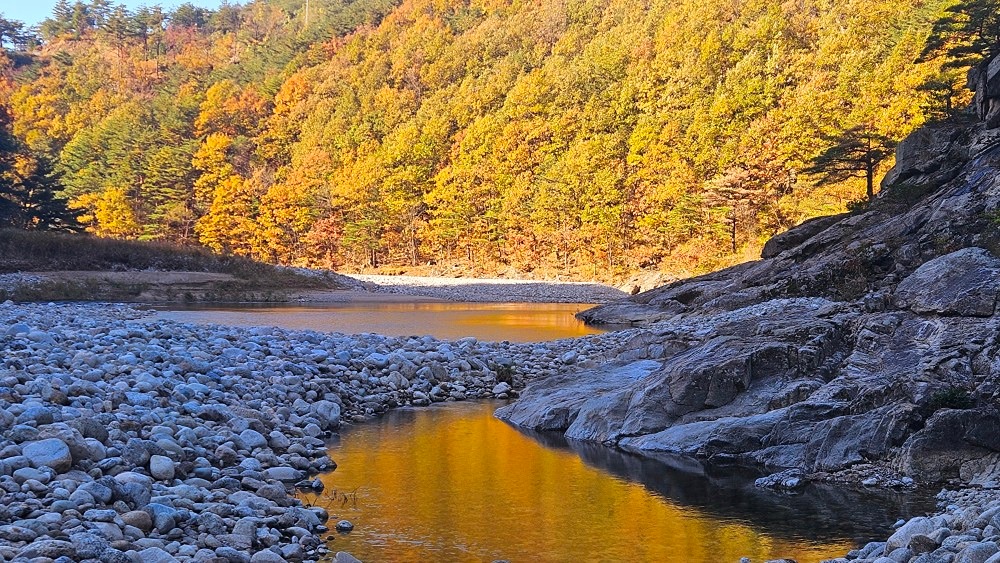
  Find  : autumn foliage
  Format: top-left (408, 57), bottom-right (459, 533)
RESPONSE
top-left (0, 0), bottom-right (984, 280)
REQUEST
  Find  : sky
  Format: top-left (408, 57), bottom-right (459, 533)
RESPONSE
top-left (0, 0), bottom-right (224, 27)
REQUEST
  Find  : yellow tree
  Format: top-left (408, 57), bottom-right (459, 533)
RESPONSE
top-left (191, 133), bottom-right (236, 207)
top-left (70, 188), bottom-right (141, 238)
top-left (195, 175), bottom-right (257, 255)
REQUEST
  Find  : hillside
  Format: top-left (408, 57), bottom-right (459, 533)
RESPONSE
top-left (498, 54), bottom-right (1000, 490)
top-left (0, 0), bottom-right (975, 281)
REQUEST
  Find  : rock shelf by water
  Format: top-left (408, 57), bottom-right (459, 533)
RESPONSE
top-left (0, 300), bottom-right (642, 562)
top-left (491, 66), bottom-right (1000, 562)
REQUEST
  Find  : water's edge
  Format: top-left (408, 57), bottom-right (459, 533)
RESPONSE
top-left (300, 402), bottom-right (937, 563)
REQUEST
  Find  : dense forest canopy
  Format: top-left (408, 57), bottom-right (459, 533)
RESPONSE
top-left (0, 0), bottom-right (989, 279)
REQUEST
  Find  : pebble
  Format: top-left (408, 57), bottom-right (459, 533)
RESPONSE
top-left (0, 302), bottom-right (644, 562)
top-left (820, 490), bottom-right (1000, 563)
top-left (149, 454), bottom-right (175, 481)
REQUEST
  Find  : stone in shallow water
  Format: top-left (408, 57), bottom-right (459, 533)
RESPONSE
top-left (263, 467), bottom-right (303, 482)
top-left (336, 520), bottom-right (354, 532)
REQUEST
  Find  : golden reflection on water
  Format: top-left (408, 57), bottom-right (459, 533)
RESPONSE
top-left (301, 402), bottom-right (855, 563)
top-left (156, 302), bottom-right (604, 342)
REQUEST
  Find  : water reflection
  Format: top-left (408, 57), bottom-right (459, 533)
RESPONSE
top-left (155, 302), bottom-right (604, 342)
top-left (523, 429), bottom-right (935, 546)
top-left (299, 402), bottom-right (935, 562)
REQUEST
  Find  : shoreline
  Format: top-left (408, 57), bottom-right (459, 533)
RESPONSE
top-left (1, 270), bottom-right (628, 306)
top-left (338, 274), bottom-right (629, 304)
top-left (0, 301), bottom-right (639, 562)
top-left (0, 298), bottom-right (990, 563)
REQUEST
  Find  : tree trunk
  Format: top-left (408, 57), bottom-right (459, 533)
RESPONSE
top-left (409, 225), bottom-right (417, 267)
top-left (866, 135), bottom-right (875, 199)
top-left (866, 162), bottom-right (874, 199)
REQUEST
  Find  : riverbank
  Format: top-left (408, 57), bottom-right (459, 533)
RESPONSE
top-left (0, 269), bottom-right (628, 305)
top-left (338, 274), bottom-right (629, 303)
top-left (819, 488), bottom-right (1000, 563)
top-left (0, 301), bottom-right (643, 562)
top-left (2, 300), bottom-right (993, 563)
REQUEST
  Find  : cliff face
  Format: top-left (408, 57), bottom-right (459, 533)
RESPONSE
top-left (498, 57), bottom-right (1000, 486)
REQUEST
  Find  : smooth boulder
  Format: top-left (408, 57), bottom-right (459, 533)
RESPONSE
top-left (22, 438), bottom-right (72, 473)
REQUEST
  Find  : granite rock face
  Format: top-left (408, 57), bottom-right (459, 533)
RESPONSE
top-left (501, 106), bottom-right (1000, 486)
top-left (893, 247), bottom-right (1000, 316)
top-left (970, 55), bottom-right (1000, 129)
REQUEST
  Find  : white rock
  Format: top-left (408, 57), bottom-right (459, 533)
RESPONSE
top-left (148, 455), bottom-right (175, 481)
top-left (886, 517), bottom-right (938, 551)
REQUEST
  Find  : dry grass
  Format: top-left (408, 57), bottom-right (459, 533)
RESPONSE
top-left (0, 229), bottom-right (335, 290)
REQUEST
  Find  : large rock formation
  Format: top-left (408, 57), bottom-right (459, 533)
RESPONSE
top-left (498, 56), bottom-right (1000, 486)
top-left (970, 55), bottom-right (1000, 129)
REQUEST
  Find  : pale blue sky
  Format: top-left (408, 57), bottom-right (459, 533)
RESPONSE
top-left (1, 0), bottom-right (224, 27)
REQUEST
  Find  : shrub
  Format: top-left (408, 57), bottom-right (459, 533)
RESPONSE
top-left (928, 387), bottom-right (974, 410)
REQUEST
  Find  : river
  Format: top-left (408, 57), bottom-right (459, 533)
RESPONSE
top-left (153, 302), bottom-right (604, 342)
top-left (301, 402), bottom-right (933, 562)
top-left (158, 303), bottom-right (935, 562)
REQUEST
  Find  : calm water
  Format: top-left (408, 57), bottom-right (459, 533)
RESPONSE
top-left (301, 402), bottom-right (935, 563)
top-left (154, 302), bottom-right (603, 342)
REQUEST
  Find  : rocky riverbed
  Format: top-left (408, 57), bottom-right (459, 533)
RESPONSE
top-left (494, 56), bottom-right (1000, 563)
top-left (818, 488), bottom-right (1000, 563)
top-left (0, 300), bottom-right (646, 563)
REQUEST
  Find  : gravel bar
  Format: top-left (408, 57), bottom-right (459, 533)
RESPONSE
top-left (0, 301), bottom-right (647, 563)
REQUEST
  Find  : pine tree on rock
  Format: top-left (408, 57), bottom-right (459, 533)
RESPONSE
top-left (805, 126), bottom-right (896, 201)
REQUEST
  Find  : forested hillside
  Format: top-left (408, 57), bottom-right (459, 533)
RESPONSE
top-left (0, 0), bottom-right (986, 279)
